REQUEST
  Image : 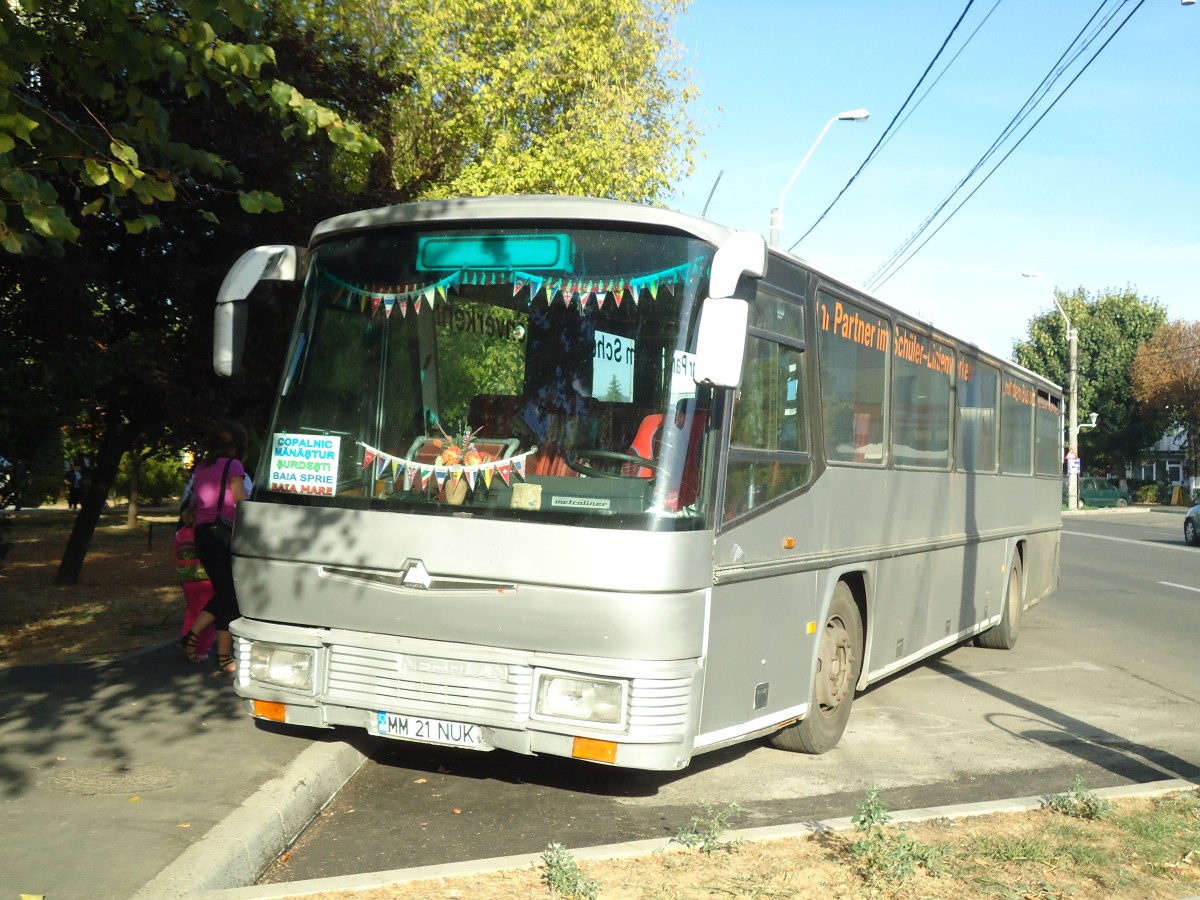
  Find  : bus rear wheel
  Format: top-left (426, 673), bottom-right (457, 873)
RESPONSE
top-left (977, 555), bottom-right (1022, 650)
top-left (770, 582), bottom-right (863, 755)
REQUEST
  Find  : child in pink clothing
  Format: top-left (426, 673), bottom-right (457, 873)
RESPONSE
top-left (174, 519), bottom-right (216, 661)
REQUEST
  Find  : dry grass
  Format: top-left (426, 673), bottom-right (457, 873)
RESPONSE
top-left (274, 794), bottom-right (1200, 900)
top-left (0, 507), bottom-right (183, 666)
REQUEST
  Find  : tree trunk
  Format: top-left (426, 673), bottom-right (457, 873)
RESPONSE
top-left (55, 414), bottom-right (130, 585)
top-left (126, 452), bottom-right (140, 527)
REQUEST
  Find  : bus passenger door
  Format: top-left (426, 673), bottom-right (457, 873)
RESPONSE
top-left (697, 283), bottom-right (820, 749)
top-left (698, 563), bottom-right (820, 749)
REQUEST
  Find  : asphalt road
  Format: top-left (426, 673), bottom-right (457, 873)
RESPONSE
top-left (259, 509), bottom-right (1200, 885)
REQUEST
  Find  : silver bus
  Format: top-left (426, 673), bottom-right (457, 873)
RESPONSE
top-left (213, 195), bottom-right (1061, 771)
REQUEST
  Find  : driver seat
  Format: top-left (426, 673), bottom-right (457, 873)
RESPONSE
top-left (628, 403), bottom-right (708, 509)
top-left (627, 414), bottom-right (664, 478)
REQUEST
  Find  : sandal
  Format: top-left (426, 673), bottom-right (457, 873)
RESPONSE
top-left (177, 631), bottom-right (200, 662)
top-left (217, 653), bottom-right (237, 674)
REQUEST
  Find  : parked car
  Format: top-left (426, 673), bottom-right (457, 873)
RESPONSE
top-left (1077, 477), bottom-right (1131, 508)
top-left (1185, 504), bottom-right (1200, 546)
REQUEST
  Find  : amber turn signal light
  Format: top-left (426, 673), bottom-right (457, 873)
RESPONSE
top-left (572, 736), bottom-right (617, 763)
top-left (252, 700), bottom-right (287, 723)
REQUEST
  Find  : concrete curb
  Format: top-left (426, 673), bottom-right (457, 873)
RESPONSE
top-left (135, 735), bottom-right (372, 899)
top-left (1063, 505), bottom-right (1185, 516)
top-left (197, 778), bottom-right (1198, 900)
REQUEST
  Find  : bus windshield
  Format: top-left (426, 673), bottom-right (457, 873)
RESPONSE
top-left (262, 224), bottom-right (717, 530)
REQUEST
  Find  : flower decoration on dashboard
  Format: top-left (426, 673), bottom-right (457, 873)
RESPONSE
top-left (430, 424), bottom-right (493, 469)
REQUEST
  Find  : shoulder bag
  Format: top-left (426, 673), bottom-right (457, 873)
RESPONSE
top-left (211, 459), bottom-right (235, 549)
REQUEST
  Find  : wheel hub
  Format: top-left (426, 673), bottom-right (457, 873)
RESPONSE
top-left (815, 617), bottom-right (853, 711)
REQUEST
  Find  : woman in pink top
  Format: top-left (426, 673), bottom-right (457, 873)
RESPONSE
top-left (178, 419), bottom-right (248, 673)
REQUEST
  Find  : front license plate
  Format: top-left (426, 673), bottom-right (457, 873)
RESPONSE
top-left (375, 711), bottom-right (485, 749)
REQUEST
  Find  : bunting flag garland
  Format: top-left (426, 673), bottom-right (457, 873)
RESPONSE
top-left (319, 257), bottom-right (709, 318)
top-left (359, 441), bottom-right (537, 496)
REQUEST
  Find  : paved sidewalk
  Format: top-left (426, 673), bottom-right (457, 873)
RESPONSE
top-left (0, 642), bottom-right (370, 900)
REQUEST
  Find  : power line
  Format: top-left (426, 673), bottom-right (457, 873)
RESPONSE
top-left (864, 0), bottom-right (1122, 290)
top-left (785, 0), bottom-right (979, 252)
top-left (875, 0), bottom-right (1007, 160)
top-left (864, 0), bottom-right (1145, 292)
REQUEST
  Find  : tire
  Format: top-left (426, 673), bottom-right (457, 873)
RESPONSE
top-left (1185, 518), bottom-right (1200, 547)
top-left (770, 582), bottom-right (863, 754)
top-left (1116, 498), bottom-right (1128, 509)
top-left (978, 555), bottom-right (1022, 650)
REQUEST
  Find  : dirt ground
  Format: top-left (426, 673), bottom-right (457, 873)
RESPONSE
top-left (0, 507), bottom-right (183, 666)
top-left (3, 509), bottom-right (1198, 899)
top-left (272, 796), bottom-right (1200, 900)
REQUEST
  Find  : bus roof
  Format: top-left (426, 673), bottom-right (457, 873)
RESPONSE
top-left (309, 195), bottom-right (738, 249)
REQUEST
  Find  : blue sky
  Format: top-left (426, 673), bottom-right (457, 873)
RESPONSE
top-left (670, 0), bottom-right (1199, 360)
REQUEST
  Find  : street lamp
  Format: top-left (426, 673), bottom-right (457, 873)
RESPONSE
top-left (768, 108), bottom-right (870, 247)
top-left (1022, 270), bottom-right (1079, 510)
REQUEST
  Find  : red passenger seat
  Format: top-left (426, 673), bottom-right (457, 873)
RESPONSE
top-left (628, 401), bottom-right (707, 510)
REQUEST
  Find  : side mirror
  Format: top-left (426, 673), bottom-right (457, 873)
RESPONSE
top-left (214, 300), bottom-right (249, 378)
top-left (693, 297), bottom-right (750, 388)
top-left (214, 245), bottom-right (302, 376)
top-left (692, 231), bottom-right (767, 389)
top-left (708, 231), bottom-right (766, 299)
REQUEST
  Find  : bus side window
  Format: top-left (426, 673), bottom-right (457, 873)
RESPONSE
top-left (722, 291), bottom-right (812, 523)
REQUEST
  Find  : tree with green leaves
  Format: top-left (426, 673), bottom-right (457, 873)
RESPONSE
top-left (1012, 286), bottom-right (1168, 475)
top-left (2, 1), bottom-right (388, 582)
top-left (1131, 320), bottom-right (1200, 487)
top-left (281, 0), bottom-right (700, 203)
top-left (4, 0), bottom-right (701, 585)
top-left (0, 0), bottom-right (379, 255)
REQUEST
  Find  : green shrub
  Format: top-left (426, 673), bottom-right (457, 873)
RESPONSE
top-left (1043, 775), bottom-right (1113, 820)
top-left (672, 802), bottom-right (743, 854)
top-left (541, 842), bottom-right (599, 900)
top-left (114, 451), bottom-right (187, 505)
top-left (849, 785), bottom-right (945, 882)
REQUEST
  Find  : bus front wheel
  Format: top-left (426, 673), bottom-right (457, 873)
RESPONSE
top-left (770, 582), bottom-right (863, 755)
top-left (977, 555), bottom-right (1022, 650)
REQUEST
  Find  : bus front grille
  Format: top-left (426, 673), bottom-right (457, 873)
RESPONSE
top-left (325, 645), bottom-right (533, 723)
top-left (323, 644), bottom-right (698, 735)
top-left (626, 674), bottom-right (694, 737)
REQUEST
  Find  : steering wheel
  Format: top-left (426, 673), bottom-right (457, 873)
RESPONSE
top-left (565, 449), bottom-right (659, 479)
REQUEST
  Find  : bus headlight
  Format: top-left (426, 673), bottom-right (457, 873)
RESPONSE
top-left (534, 673), bottom-right (625, 726)
top-left (248, 644), bottom-right (315, 692)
